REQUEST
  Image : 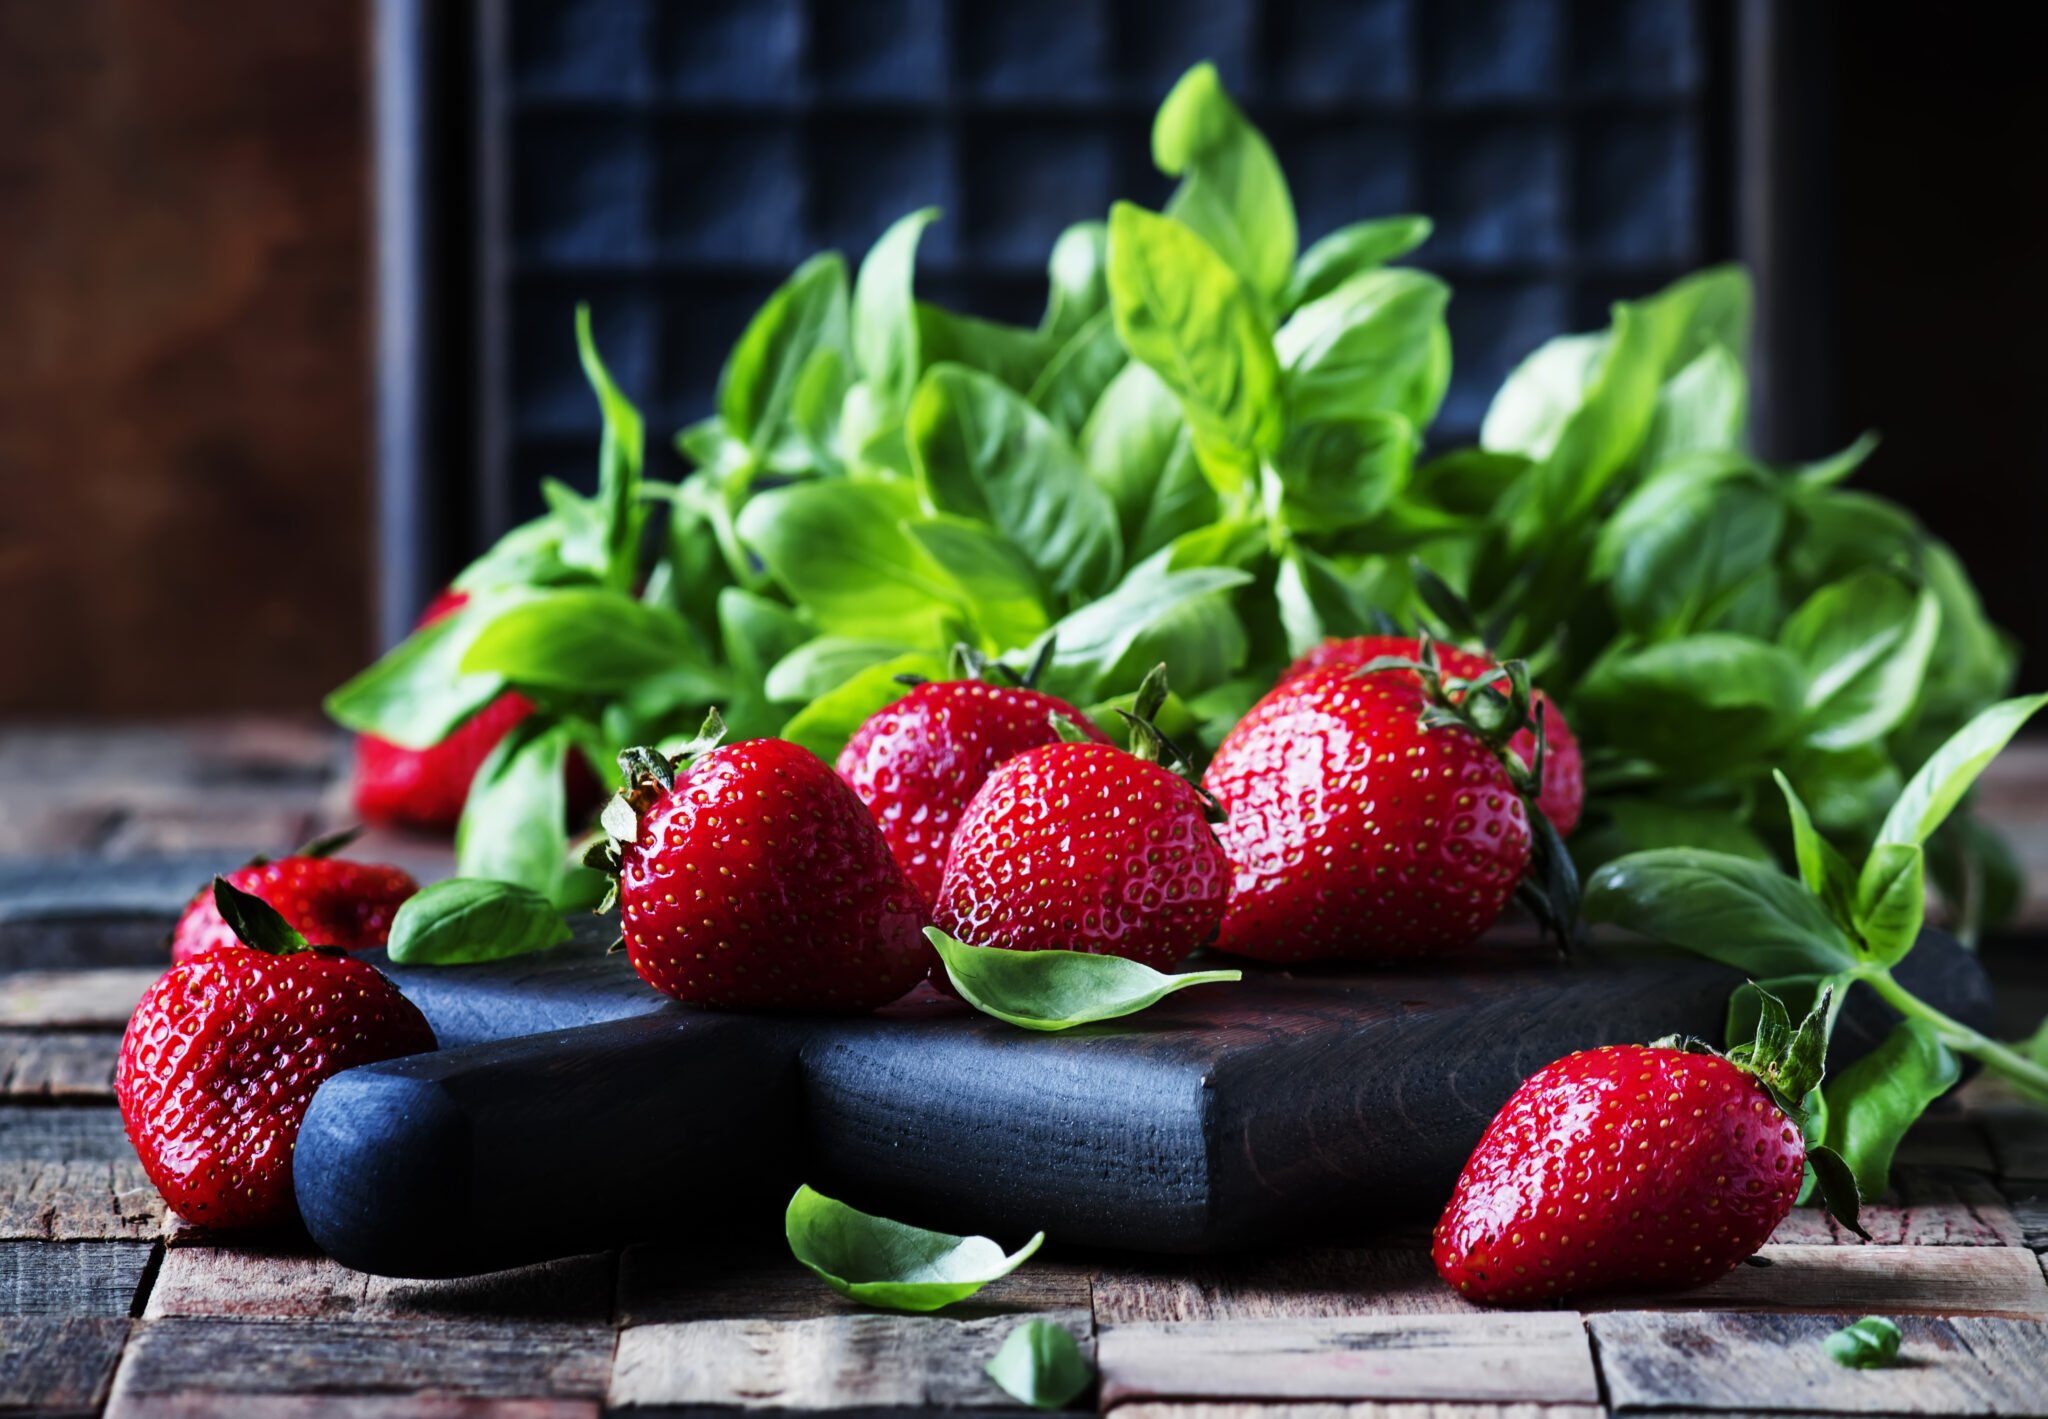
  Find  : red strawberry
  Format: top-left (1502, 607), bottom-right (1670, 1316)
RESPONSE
top-left (119, 879), bottom-right (436, 1229)
top-left (1433, 991), bottom-right (1863, 1304)
top-left (932, 678), bottom-right (1228, 970)
top-left (602, 724), bottom-right (928, 1012)
top-left (1281, 635), bottom-right (1583, 835)
top-left (837, 676), bottom-right (1109, 910)
top-left (1202, 662), bottom-right (1533, 960)
top-left (171, 838), bottom-right (418, 965)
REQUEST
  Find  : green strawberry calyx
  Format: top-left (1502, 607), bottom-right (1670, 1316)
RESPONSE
top-left (896, 640), bottom-right (1057, 692)
top-left (209, 876), bottom-right (337, 957)
top-left (1651, 981), bottom-right (1870, 1241)
top-left (584, 708), bottom-right (729, 916)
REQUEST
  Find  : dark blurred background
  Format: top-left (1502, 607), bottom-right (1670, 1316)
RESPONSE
top-left (0, 0), bottom-right (2040, 717)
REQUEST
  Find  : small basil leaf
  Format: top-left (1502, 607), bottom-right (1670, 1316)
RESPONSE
top-left (1042, 220), bottom-right (1109, 343)
top-left (985, 1319), bottom-right (1094, 1411)
top-left (1572, 799), bottom-right (1775, 868)
top-left (325, 594), bottom-right (528, 749)
top-left (1575, 635), bottom-right (1805, 774)
top-left (460, 589), bottom-right (725, 698)
top-left (853, 209), bottom-right (939, 416)
top-left (764, 637), bottom-right (921, 706)
top-left (1275, 268), bottom-right (1450, 431)
top-left (780, 652), bottom-right (950, 764)
top-left (1773, 771), bottom-right (1857, 933)
top-left (456, 721), bottom-right (571, 897)
top-left (1271, 413), bottom-right (1415, 534)
top-left (211, 877), bottom-right (310, 955)
top-left (784, 1184), bottom-right (1043, 1313)
top-left (1793, 432), bottom-right (1880, 490)
top-left (738, 479), bottom-right (967, 642)
top-left (1852, 842), bottom-right (1924, 966)
top-left (1640, 341), bottom-right (1746, 467)
top-left (574, 304), bottom-right (646, 592)
top-left (905, 517), bottom-right (1052, 654)
top-left (1585, 850), bottom-right (1860, 979)
top-left (1151, 61), bottom-right (1296, 306)
top-left (928, 928), bottom-right (1240, 1033)
top-left (386, 877), bottom-right (572, 967)
top-left (1820, 1019), bottom-right (1959, 1201)
top-left (1824, 1316), bottom-right (1902, 1369)
top-left (1284, 215), bottom-right (1433, 311)
top-left (723, 251), bottom-right (852, 453)
top-left (1027, 309), bottom-right (1127, 438)
top-left (1781, 574), bottom-right (1940, 751)
top-left (1878, 693), bottom-right (2048, 848)
top-left (1034, 560), bottom-right (1252, 707)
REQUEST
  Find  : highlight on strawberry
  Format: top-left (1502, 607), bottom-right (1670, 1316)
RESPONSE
top-left (169, 827), bottom-right (418, 965)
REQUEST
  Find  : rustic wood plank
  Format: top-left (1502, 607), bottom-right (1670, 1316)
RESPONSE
top-left (617, 1241), bottom-right (1092, 1325)
top-left (2003, 1181), bottom-right (2048, 1252)
top-left (1096, 1315), bottom-right (1599, 1407)
top-left (0, 1102), bottom-right (134, 1159)
top-left (0, 1028), bottom-right (121, 1098)
top-left (1765, 1167), bottom-right (2024, 1246)
top-left (105, 1317), bottom-right (614, 1404)
top-left (1580, 1242), bottom-right (2048, 1317)
top-left (0, 1314), bottom-right (129, 1410)
top-left (0, 1238), bottom-right (155, 1315)
top-left (0, 1158), bottom-right (164, 1240)
top-left (1591, 1311), bottom-right (2048, 1414)
top-left (145, 1240), bottom-right (614, 1321)
top-left (1113, 1406), bottom-right (1604, 1419)
top-left (107, 1397), bottom-right (601, 1419)
top-left (1093, 1250), bottom-right (1468, 1323)
top-left (97, 801), bottom-right (318, 859)
top-left (608, 1309), bottom-right (1093, 1409)
top-left (0, 966), bottom-right (158, 1028)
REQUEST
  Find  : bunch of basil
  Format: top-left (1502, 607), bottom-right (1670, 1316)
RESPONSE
top-left (329, 62), bottom-right (2017, 932)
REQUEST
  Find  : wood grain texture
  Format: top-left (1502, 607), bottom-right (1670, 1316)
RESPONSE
top-left (1095, 1315), bottom-right (1600, 1406)
top-left (144, 1242), bottom-right (615, 1321)
top-left (1114, 1407), bottom-right (1605, 1419)
top-left (0, 1238), bottom-right (154, 1315)
top-left (607, 1310), bottom-right (1093, 1409)
top-left (0, 1314), bottom-right (129, 1410)
top-left (1765, 1168), bottom-right (2024, 1246)
top-left (106, 1399), bottom-right (599, 1419)
top-left (0, 1103), bottom-right (136, 1159)
top-left (1581, 1243), bottom-right (2048, 1317)
top-left (1590, 1311), bottom-right (2048, 1414)
top-left (1093, 1249), bottom-right (1467, 1323)
top-left (0, 967), bottom-right (158, 1028)
top-left (0, 1029), bottom-right (121, 1098)
top-left (0, 1159), bottom-right (164, 1240)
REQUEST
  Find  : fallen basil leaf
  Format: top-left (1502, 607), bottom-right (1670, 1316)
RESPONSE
top-left (387, 878), bottom-right (573, 967)
top-left (1824, 1316), bottom-right (1901, 1369)
top-left (785, 1185), bottom-right (1043, 1313)
top-left (985, 1319), bottom-right (1093, 1410)
top-left (927, 928), bottom-right (1240, 1032)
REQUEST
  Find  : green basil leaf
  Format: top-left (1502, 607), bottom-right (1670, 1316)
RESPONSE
top-left (1592, 456), bottom-right (1783, 639)
top-left (1585, 849), bottom-right (1860, 978)
top-left (1107, 201), bottom-right (1282, 500)
top-left (1027, 309), bottom-right (1127, 437)
top-left (1575, 635), bottom-right (1805, 773)
top-left (1879, 693), bottom-right (2048, 847)
top-left (1272, 412), bottom-right (1415, 534)
top-left (785, 1184), bottom-right (1043, 1313)
top-left (574, 304), bottom-right (647, 591)
top-left (326, 592), bottom-right (531, 748)
top-left (1824, 1316), bottom-right (1902, 1370)
top-left (722, 252), bottom-right (852, 453)
top-left (1036, 560), bottom-right (1252, 705)
top-left (1772, 771), bottom-right (1857, 932)
top-left (779, 652), bottom-right (950, 763)
top-left (1853, 842), bottom-right (1924, 966)
top-left (764, 637), bottom-right (920, 706)
top-left (1926, 812), bottom-right (2024, 944)
top-left (1284, 215), bottom-right (1433, 311)
top-left (386, 876), bottom-right (572, 967)
top-left (738, 479), bottom-right (966, 641)
top-left (1821, 1020), bottom-right (1959, 1199)
top-left (905, 517), bottom-right (1052, 653)
top-left (1781, 488), bottom-right (1919, 592)
top-left (1572, 799), bottom-right (1775, 869)
top-left (715, 589), bottom-right (814, 738)
top-left (928, 928), bottom-right (1240, 1032)
top-left (1080, 364), bottom-right (1219, 564)
top-left (456, 721), bottom-right (571, 896)
top-left (916, 304), bottom-right (1052, 394)
top-left (1042, 220), bottom-right (1109, 343)
top-left (1275, 545), bottom-right (1397, 657)
top-left (452, 512), bottom-right (582, 594)
top-left (907, 364), bottom-right (1122, 599)
top-left (1792, 431), bottom-right (1880, 490)
top-left (985, 1319), bottom-right (1094, 1411)
top-left (1781, 744), bottom-right (1904, 836)
top-left (1640, 342), bottom-right (1746, 468)
top-left (1781, 573), bottom-right (1940, 751)
top-left (1152, 62), bottom-right (1296, 305)
top-left (461, 589), bottom-right (724, 697)
top-left (1907, 540), bottom-right (2019, 733)
top-left (853, 208), bottom-right (938, 416)
top-left (1275, 268), bottom-right (1450, 430)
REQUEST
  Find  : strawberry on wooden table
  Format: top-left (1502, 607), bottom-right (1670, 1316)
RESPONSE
top-left (592, 714), bottom-right (929, 1012)
top-left (120, 878), bottom-right (437, 1229)
top-left (169, 828), bottom-right (418, 965)
top-left (1433, 987), bottom-right (1863, 1305)
top-left (836, 648), bottom-right (1108, 912)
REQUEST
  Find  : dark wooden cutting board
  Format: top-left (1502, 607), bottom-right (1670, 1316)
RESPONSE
top-left (295, 925), bottom-right (1993, 1279)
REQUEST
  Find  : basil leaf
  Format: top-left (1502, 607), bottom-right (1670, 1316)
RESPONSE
top-left (764, 637), bottom-right (920, 706)
top-left (326, 592), bottom-right (530, 749)
top-left (985, 1319), bottom-right (1093, 1411)
top-left (1152, 61), bottom-right (1296, 305)
top-left (1036, 561), bottom-right (1252, 705)
top-left (738, 479), bottom-right (965, 641)
top-left (1284, 215), bottom-right (1433, 311)
top-left (722, 252), bottom-right (851, 453)
top-left (715, 589), bottom-right (813, 739)
top-left (1907, 540), bottom-right (2017, 731)
top-left (780, 652), bottom-right (950, 763)
top-left (1042, 220), bottom-right (1110, 342)
top-left (1781, 573), bottom-right (1941, 751)
top-left (452, 512), bottom-right (581, 593)
top-left (1793, 432), bottom-right (1880, 490)
top-left (1575, 635), bottom-right (1804, 773)
top-left (905, 517), bottom-right (1052, 653)
top-left (916, 304), bottom-right (1052, 394)
top-left (461, 589), bottom-right (724, 697)
top-left (1572, 799), bottom-right (1775, 867)
top-left (1824, 1316), bottom-right (1902, 1370)
top-left (853, 208), bottom-right (938, 416)
top-left (1585, 850), bottom-right (1860, 978)
top-left (928, 929), bottom-right (1241, 1032)
top-left (1027, 309), bottom-right (1127, 437)
top-left (1782, 744), bottom-right (1904, 835)
top-left (1640, 342), bottom-right (1746, 468)
top-left (1107, 201), bottom-right (1282, 500)
top-left (457, 721), bottom-right (571, 897)
top-left (1275, 268), bottom-right (1450, 429)
top-left (907, 364), bottom-right (1122, 599)
top-left (1080, 364), bottom-right (1219, 563)
top-left (784, 1184), bottom-right (1043, 1313)
top-left (574, 305), bottom-right (647, 591)
top-left (1275, 545), bottom-right (1396, 656)
top-left (1593, 457), bottom-right (1783, 638)
top-left (1880, 693), bottom-right (2048, 848)
top-left (1781, 489), bottom-right (1918, 592)
top-left (1821, 1020), bottom-right (1960, 1199)
top-left (387, 877), bottom-right (572, 967)
top-left (1852, 842), bottom-right (1924, 966)
top-left (1272, 412), bottom-right (1415, 534)
top-left (1773, 771), bottom-right (1857, 932)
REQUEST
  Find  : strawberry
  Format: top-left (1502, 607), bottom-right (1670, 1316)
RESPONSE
top-left (119, 879), bottom-right (436, 1229)
top-left (169, 829), bottom-right (418, 965)
top-left (1281, 635), bottom-right (1583, 835)
top-left (1202, 637), bottom-right (1573, 960)
top-left (837, 653), bottom-right (1109, 911)
top-left (932, 669), bottom-right (1228, 971)
top-left (594, 716), bottom-right (928, 1012)
top-left (1433, 988), bottom-right (1864, 1304)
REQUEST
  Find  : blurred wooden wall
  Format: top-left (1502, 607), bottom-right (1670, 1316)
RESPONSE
top-left (0, 0), bottom-right (369, 717)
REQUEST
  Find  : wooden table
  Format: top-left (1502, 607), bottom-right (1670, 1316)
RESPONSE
top-left (4, 721), bottom-right (2048, 1417)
